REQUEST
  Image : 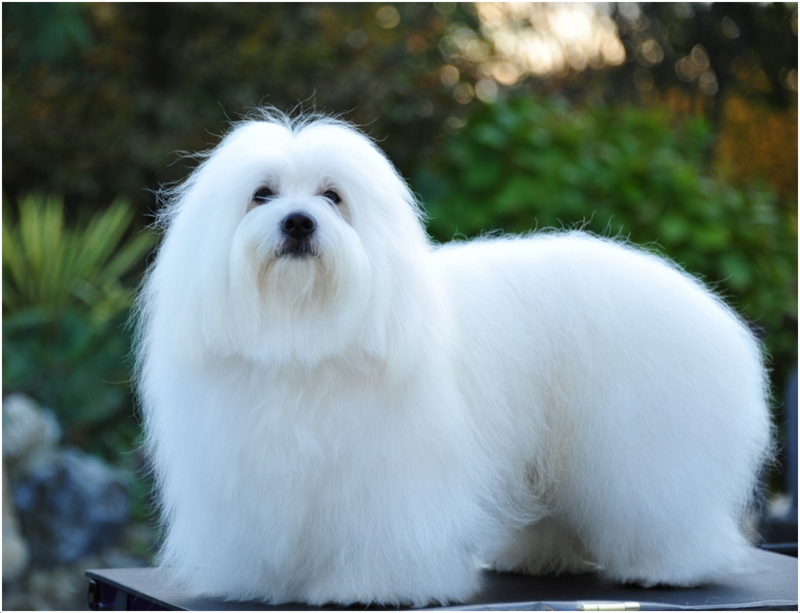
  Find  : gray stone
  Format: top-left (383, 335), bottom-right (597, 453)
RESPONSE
top-left (2, 393), bottom-right (61, 476)
top-left (2, 469), bottom-right (30, 582)
top-left (11, 447), bottom-right (129, 565)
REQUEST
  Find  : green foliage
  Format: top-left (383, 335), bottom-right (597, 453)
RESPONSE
top-left (2, 194), bottom-right (155, 455)
top-left (2, 3), bottom-right (478, 211)
top-left (417, 97), bottom-right (797, 390)
top-left (3, 194), bottom-right (154, 321)
top-left (2, 3), bottom-right (92, 67)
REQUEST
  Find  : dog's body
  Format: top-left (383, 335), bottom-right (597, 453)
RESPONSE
top-left (137, 112), bottom-right (772, 606)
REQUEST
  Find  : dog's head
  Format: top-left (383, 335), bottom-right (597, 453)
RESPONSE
top-left (143, 111), bottom-right (432, 367)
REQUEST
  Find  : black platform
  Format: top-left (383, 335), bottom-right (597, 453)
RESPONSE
top-left (86, 549), bottom-right (797, 611)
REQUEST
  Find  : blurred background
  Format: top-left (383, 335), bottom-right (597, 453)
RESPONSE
top-left (2, 3), bottom-right (797, 609)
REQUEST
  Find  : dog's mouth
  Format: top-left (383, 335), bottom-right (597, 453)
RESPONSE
top-left (276, 238), bottom-right (319, 259)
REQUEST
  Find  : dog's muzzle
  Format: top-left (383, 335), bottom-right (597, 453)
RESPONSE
top-left (278, 212), bottom-right (317, 258)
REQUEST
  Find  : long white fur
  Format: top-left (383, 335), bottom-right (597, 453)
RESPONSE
top-left (135, 110), bottom-right (773, 606)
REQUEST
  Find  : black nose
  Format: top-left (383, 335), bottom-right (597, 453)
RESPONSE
top-left (281, 212), bottom-right (316, 239)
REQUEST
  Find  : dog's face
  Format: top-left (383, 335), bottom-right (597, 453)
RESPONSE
top-left (240, 136), bottom-right (356, 263)
top-left (219, 121), bottom-right (362, 274)
top-left (154, 116), bottom-right (431, 364)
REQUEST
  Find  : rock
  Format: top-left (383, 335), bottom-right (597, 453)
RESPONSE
top-left (2, 470), bottom-right (29, 582)
top-left (4, 563), bottom-right (85, 611)
top-left (1, 521), bottom-right (154, 611)
top-left (28, 566), bottom-right (80, 610)
top-left (11, 447), bottom-right (130, 565)
top-left (2, 393), bottom-right (61, 476)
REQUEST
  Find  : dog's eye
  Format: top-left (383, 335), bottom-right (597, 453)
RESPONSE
top-left (322, 190), bottom-right (341, 205)
top-left (252, 187), bottom-right (276, 203)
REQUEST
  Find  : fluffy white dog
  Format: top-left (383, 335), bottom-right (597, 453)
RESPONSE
top-left (136, 110), bottom-right (773, 606)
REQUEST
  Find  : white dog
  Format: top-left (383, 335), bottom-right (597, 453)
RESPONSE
top-left (135, 110), bottom-right (773, 606)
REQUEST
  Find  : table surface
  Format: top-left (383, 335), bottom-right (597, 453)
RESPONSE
top-left (86, 548), bottom-right (798, 611)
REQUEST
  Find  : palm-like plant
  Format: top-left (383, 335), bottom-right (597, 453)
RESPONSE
top-left (3, 193), bottom-right (153, 322)
top-left (3, 194), bottom-right (155, 448)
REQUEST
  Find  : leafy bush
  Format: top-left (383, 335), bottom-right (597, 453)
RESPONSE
top-left (3, 194), bottom-right (154, 457)
top-left (415, 97), bottom-right (797, 392)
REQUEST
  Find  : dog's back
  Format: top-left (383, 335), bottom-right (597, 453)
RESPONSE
top-left (433, 231), bottom-right (772, 586)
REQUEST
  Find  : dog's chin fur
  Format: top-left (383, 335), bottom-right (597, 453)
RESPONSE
top-left (135, 109), bottom-right (773, 607)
